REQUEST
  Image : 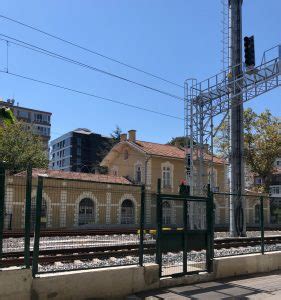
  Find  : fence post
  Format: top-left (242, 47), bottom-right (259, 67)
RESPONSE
top-left (206, 184), bottom-right (214, 272)
top-left (139, 185), bottom-right (145, 266)
top-left (24, 164), bottom-right (32, 268)
top-left (183, 194), bottom-right (188, 274)
top-left (32, 176), bottom-right (43, 277)
top-left (0, 164), bottom-right (5, 262)
top-left (260, 196), bottom-right (264, 255)
top-left (156, 178), bottom-right (162, 277)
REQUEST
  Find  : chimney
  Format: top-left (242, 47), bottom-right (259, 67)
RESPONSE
top-left (120, 133), bottom-right (127, 142)
top-left (175, 140), bottom-right (180, 148)
top-left (128, 130), bottom-right (136, 142)
top-left (203, 144), bottom-right (209, 153)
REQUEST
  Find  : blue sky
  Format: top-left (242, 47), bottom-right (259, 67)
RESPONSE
top-left (0, 0), bottom-right (280, 143)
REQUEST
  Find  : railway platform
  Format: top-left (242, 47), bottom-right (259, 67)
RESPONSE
top-left (128, 270), bottom-right (281, 299)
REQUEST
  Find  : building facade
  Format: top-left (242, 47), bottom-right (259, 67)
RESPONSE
top-left (50, 128), bottom-right (113, 172)
top-left (0, 99), bottom-right (51, 150)
top-left (100, 130), bottom-right (237, 227)
top-left (5, 169), bottom-right (141, 230)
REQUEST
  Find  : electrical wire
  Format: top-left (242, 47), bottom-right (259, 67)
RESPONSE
top-left (0, 14), bottom-right (184, 88)
top-left (0, 70), bottom-right (184, 121)
top-left (0, 34), bottom-right (184, 101)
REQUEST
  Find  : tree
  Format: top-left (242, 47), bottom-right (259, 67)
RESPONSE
top-left (110, 125), bottom-right (122, 142)
top-left (0, 107), bottom-right (16, 126)
top-left (0, 122), bottom-right (48, 172)
top-left (215, 108), bottom-right (281, 191)
top-left (168, 136), bottom-right (194, 147)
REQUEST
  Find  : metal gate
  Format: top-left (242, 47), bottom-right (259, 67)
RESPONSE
top-left (156, 180), bottom-right (214, 277)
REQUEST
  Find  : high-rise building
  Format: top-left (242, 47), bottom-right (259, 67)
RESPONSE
top-left (50, 128), bottom-right (113, 172)
top-left (0, 99), bottom-right (52, 150)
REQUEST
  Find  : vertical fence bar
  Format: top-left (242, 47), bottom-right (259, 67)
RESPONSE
top-left (0, 164), bottom-right (5, 262)
top-left (139, 185), bottom-right (145, 266)
top-left (183, 197), bottom-right (188, 274)
top-left (156, 178), bottom-right (162, 277)
top-left (260, 196), bottom-right (264, 255)
top-left (32, 176), bottom-right (43, 277)
top-left (206, 184), bottom-right (214, 272)
top-left (24, 164), bottom-right (32, 268)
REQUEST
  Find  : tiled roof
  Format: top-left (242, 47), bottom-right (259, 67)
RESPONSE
top-left (133, 141), bottom-right (225, 164)
top-left (135, 141), bottom-right (185, 159)
top-left (15, 169), bottom-right (133, 185)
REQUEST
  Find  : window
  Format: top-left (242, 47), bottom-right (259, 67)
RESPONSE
top-left (35, 113), bottom-right (43, 122)
top-left (121, 199), bottom-right (135, 224)
top-left (162, 201), bottom-right (171, 225)
top-left (270, 186), bottom-right (281, 195)
top-left (254, 177), bottom-right (263, 185)
top-left (124, 149), bottom-right (129, 160)
top-left (78, 198), bottom-right (95, 225)
top-left (162, 166), bottom-right (171, 188)
top-left (135, 165), bottom-right (142, 183)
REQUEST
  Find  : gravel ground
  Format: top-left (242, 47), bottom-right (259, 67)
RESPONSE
top-left (3, 231), bottom-right (281, 252)
top-left (38, 243), bottom-right (281, 273)
top-left (2, 231), bottom-right (281, 273)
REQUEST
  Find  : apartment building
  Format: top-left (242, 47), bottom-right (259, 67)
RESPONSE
top-left (50, 128), bottom-right (113, 172)
top-left (0, 99), bottom-right (51, 150)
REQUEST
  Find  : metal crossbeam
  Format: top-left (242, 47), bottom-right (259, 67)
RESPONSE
top-left (185, 45), bottom-right (281, 196)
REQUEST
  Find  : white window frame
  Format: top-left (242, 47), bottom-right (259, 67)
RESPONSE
top-left (161, 161), bottom-right (174, 190)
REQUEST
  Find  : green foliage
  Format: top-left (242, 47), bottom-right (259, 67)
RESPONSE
top-left (215, 108), bottom-right (281, 191)
top-left (244, 108), bottom-right (281, 191)
top-left (0, 107), bottom-right (16, 126)
top-left (168, 136), bottom-right (194, 147)
top-left (0, 122), bottom-right (48, 172)
top-left (110, 125), bottom-right (122, 142)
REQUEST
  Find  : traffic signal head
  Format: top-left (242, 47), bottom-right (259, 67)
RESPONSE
top-left (244, 36), bottom-right (255, 67)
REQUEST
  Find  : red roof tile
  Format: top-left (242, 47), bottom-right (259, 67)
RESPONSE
top-left (16, 169), bottom-right (133, 185)
top-left (133, 141), bottom-right (225, 164)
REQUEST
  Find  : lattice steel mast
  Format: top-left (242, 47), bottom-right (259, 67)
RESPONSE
top-left (185, 1), bottom-right (281, 232)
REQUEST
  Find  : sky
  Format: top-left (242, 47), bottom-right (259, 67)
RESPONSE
top-left (0, 0), bottom-right (280, 143)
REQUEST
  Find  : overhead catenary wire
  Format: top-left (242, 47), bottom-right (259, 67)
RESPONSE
top-left (0, 34), bottom-right (184, 101)
top-left (0, 14), bottom-right (183, 88)
top-left (0, 70), bottom-right (184, 121)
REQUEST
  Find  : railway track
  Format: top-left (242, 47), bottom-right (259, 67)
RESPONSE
top-left (1, 235), bottom-right (281, 268)
top-left (3, 227), bottom-right (281, 238)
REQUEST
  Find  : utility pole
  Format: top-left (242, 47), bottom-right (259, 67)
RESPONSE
top-left (229, 0), bottom-right (246, 237)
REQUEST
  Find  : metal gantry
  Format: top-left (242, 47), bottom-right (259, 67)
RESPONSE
top-left (185, 44), bottom-right (281, 196)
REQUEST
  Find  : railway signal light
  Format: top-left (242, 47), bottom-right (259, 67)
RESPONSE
top-left (244, 36), bottom-right (255, 67)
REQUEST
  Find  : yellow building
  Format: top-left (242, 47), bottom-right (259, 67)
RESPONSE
top-left (101, 130), bottom-right (228, 226)
top-left (5, 169), bottom-right (141, 230)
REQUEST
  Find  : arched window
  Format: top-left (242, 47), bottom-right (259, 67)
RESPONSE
top-left (121, 199), bottom-right (135, 224)
top-left (31, 198), bottom-right (47, 229)
top-left (79, 198), bottom-right (95, 226)
top-left (162, 166), bottom-right (171, 188)
top-left (135, 165), bottom-right (142, 183)
top-left (254, 204), bottom-right (260, 224)
top-left (163, 201), bottom-right (171, 225)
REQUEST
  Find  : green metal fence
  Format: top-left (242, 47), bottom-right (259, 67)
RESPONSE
top-left (213, 192), bottom-right (281, 257)
top-left (0, 164), bottom-right (33, 269)
top-left (31, 176), bottom-right (145, 275)
top-left (1, 165), bottom-right (280, 278)
top-left (156, 179), bottom-right (214, 277)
